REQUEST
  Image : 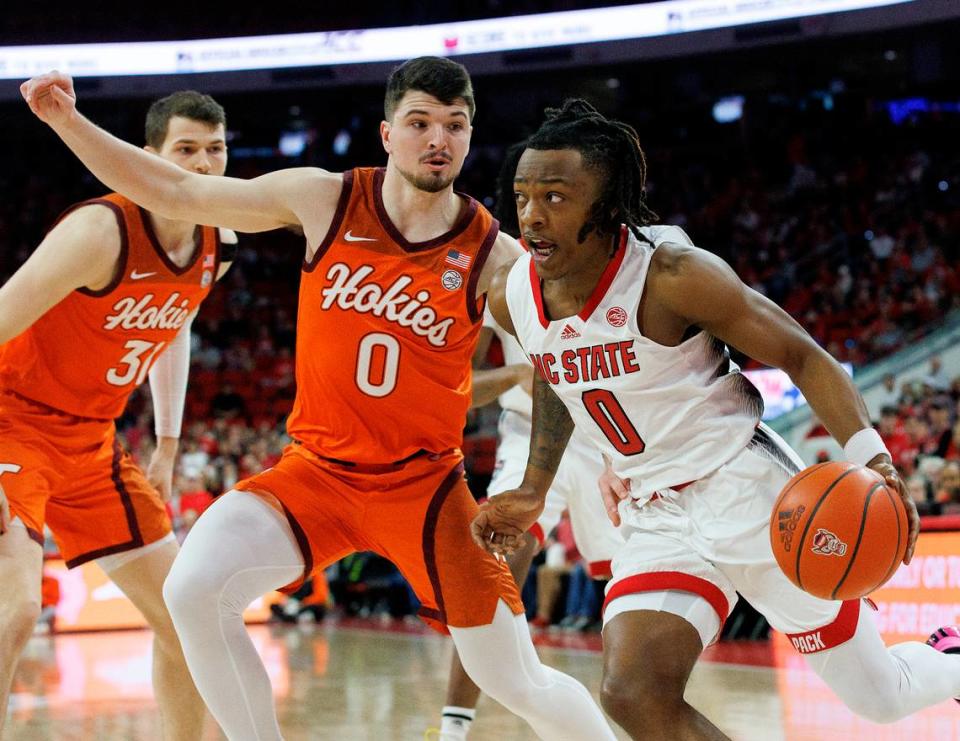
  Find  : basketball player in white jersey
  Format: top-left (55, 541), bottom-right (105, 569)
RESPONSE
top-left (433, 147), bottom-right (624, 738)
top-left (473, 99), bottom-right (960, 740)
top-left (436, 301), bottom-right (624, 740)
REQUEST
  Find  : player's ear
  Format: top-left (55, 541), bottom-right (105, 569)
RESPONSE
top-left (380, 121), bottom-right (392, 154)
top-left (144, 145), bottom-right (159, 155)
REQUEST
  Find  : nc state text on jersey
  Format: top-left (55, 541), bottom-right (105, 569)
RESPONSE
top-left (529, 341), bottom-right (641, 385)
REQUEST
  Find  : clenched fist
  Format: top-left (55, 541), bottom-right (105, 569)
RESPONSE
top-left (471, 487), bottom-right (545, 557)
top-left (20, 71), bottom-right (78, 128)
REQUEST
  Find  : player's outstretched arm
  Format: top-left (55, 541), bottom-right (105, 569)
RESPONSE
top-left (21, 72), bottom-right (339, 235)
top-left (0, 205), bottom-right (122, 345)
top-left (471, 372), bottom-right (573, 556)
top-left (653, 242), bottom-right (919, 562)
top-left (469, 325), bottom-right (532, 409)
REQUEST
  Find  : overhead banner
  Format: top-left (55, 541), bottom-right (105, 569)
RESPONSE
top-left (0, 0), bottom-right (913, 80)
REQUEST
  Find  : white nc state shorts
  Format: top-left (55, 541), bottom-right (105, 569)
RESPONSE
top-left (488, 410), bottom-right (623, 577)
top-left (604, 424), bottom-right (860, 651)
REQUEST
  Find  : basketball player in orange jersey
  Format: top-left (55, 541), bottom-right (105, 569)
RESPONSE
top-left (21, 59), bottom-right (617, 740)
top-left (473, 100), bottom-right (960, 740)
top-left (0, 91), bottom-right (235, 739)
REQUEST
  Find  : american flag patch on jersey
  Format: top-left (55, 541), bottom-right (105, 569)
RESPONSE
top-left (445, 250), bottom-right (472, 270)
top-left (203, 253), bottom-right (215, 268)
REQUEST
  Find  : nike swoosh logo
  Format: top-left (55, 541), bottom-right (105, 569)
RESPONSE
top-left (344, 230), bottom-right (377, 242)
top-left (130, 270), bottom-right (158, 280)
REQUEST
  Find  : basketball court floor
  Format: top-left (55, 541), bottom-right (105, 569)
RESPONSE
top-left (6, 618), bottom-right (959, 740)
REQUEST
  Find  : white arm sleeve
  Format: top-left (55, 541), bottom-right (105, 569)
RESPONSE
top-left (148, 310), bottom-right (195, 439)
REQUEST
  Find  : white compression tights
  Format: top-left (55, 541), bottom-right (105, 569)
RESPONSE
top-left (163, 490), bottom-right (303, 741)
top-left (164, 490), bottom-right (616, 741)
top-left (805, 605), bottom-right (960, 723)
top-left (451, 600), bottom-right (616, 741)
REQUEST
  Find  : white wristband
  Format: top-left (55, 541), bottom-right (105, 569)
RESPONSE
top-left (843, 428), bottom-right (889, 466)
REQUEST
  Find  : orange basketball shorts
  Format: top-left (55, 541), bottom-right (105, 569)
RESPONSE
top-left (0, 392), bottom-right (171, 566)
top-left (234, 442), bottom-right (523, 633)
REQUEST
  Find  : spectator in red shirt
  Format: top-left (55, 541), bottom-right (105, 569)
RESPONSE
top-left (879, 406), bottom-right (912, 470)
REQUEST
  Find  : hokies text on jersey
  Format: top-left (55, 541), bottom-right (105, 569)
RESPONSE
top-left (530, 341), bottom-right (641, 385)
top-left (320, 263), bottom-right (455, 348)
top-left (103, 293), bottom-right (192, 332)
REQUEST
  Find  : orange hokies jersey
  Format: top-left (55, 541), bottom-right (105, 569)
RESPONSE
top-left (0, 193), bottom-right (220, 420)
top-left (287, 167), bottom-right (498, 463)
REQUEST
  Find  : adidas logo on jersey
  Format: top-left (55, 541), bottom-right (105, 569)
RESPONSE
top-left (560, 324), bottom-right (580, 340)
top-left (320, 263), bottom-right (454, 348)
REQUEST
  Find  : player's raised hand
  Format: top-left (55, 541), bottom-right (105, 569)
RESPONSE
top-left (868, 457), bottom-right (920, 565)
top-left (0, 482), bottom-right (10, 536)
top-left (471, 487), bottom-right (545, 557)
top-left (20, 71), bottom-right (78, 127)
top-left (598, 453), bottom-right (630, 526)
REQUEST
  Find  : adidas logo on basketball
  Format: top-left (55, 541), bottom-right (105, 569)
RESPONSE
top-left (560, 323), bottom-right (580, 340)
top-left (777, 505), bottom-right (805, 552)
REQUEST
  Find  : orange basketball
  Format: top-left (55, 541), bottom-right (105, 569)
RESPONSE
top-left (770, 461), bottom-right (908, 601)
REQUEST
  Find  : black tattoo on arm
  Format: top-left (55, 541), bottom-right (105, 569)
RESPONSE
top-left (527, 372), bottom-right (574, 476)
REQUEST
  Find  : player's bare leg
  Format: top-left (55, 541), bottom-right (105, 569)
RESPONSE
top-left (601, 610), bottom-right (730, 741)
top-left (442, 532), bottom-right (538, 737)
top-left (107, 540), bottom-right (206, 741)
top-left (0, 524), bottom-right (43, 731)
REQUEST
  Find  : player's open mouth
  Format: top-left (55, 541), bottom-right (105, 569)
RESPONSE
top-left (423, 156), bottom-right (451, 171)
top-left (527, 238), bottom-right (557, 262)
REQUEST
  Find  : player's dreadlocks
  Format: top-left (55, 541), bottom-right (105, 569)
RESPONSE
top-left (493, 139), bottom-right (529, 238)
top-left (526, 98), bottom-right (658, 244)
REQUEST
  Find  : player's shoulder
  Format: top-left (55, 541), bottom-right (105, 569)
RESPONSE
top-left (646, 229), bottom-right (739, 305)
top-left (49, 201), bottom-right (124, 255)
top-left (492, 230), bottom-right (524, 263)
top-left (490, 233), bottom-right (527, 292)
top-left (475, 230), bottom-right (524, 299)
top-left (639, 223), bottom-right (694, 248)
top-left (644, 225), bottom-right (713, 278)
top-left (486, 253), bottom-right (523, 336)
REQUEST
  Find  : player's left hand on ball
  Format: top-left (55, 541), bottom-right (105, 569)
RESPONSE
top-left (869, 457), bottom-right (919, 565)
top-left (470, 488), bottom-right (544, 557)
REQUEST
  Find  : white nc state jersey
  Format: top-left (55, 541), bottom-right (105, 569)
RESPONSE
top-left (505, 225), bottom-right (763, 502)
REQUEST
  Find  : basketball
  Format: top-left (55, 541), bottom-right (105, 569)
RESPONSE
top-left (770, 461), bottom-right (909, 601)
